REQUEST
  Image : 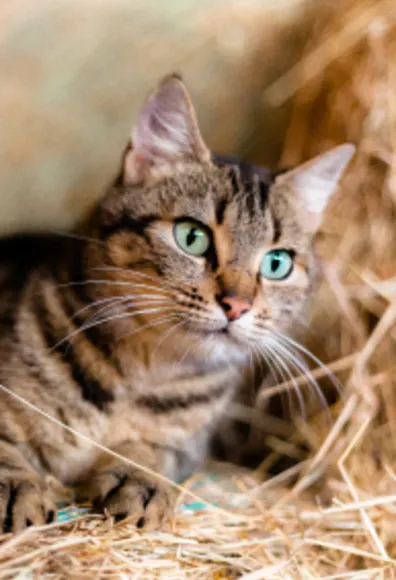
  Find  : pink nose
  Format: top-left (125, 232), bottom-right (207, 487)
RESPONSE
top-left (220, 296), bottom-right (252, 321)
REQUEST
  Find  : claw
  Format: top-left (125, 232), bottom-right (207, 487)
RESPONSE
top-left (90, 470), bottom-right (175, 530)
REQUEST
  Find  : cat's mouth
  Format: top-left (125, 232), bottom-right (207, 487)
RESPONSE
top-left (183, 314), bottom-right (257, 347)
top-left (187, 325), bottom-right (228, 336)
top-left (189, 322), bottom-right (247, 346)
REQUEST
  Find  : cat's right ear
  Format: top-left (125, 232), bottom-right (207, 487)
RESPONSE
top-left (121, 74), bottom-right (211, 185)
top-left (275, 144), bottom-right (356, 232)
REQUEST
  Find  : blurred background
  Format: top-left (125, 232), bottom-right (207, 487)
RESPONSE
top-left (1, 0), bottom-right (396, 482)
top-left (1, 0), bottom-right (307, 234)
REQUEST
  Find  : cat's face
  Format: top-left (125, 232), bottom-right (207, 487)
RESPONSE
top-left (86, 75), bottom-right (355, 364)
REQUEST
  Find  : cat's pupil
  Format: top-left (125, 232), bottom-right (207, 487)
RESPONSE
top-left (271, 256), bottom-right (281, 272)
top-left (186, 228), bottom-right (198, 247)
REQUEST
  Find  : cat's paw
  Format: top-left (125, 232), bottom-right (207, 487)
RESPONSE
top-left (91, 469), bottom-right (176, 530)
top-left (0, 473), bottom-right (56, 533)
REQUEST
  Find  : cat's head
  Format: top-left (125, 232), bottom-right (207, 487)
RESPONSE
top-left (84, 74), bottom-right (355, 363)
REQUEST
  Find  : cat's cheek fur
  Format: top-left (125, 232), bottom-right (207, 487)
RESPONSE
top-left (261, 265), bottom-right (310, 293)
top-left (266, 287), bottom-right (311, 332)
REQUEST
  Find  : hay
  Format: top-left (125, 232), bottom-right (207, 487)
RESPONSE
top-left (2, 0), bottom-right (396, 577)
top-left (0, 460), bottom-right (395, 578)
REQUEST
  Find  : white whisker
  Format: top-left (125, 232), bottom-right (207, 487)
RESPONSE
top-left (87, 297), bottom-right (173, 327)
top-left (51, 231), bottom-right (107, 247)
top-left (171, 330), bottom-right (213, 372)
top-left (247, 345), bottom-right (258, 388)
top-left (72, 294), bottom-right (174, 321)
top-left (262, 342), bottom-right (297, 418)
top-left (252, 341), bottom-right (277, 385)
top-left (272, 330), bottom-right (344, 399)
top-left (57, 279), bottom-right (173, 296)
top-left (89, 268), bottom-right (177, 290)
top-left (116, 314), bottom-right (183, 342)
top-left (151, 317), bottom-right (188, 357)
top-left (71, 295), bottom-right (127, 320)
top-left (51, 306), bottom-right (178, 351)
top-left (270, 337), bottom-right (331, 422)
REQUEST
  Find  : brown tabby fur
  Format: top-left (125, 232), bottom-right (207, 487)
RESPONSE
top-left (0, 75), bottom-right (354, 532)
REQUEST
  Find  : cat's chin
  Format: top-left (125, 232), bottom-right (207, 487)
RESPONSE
top-left (185, 320), bottom-right (250, 344)
top-left (183, 324), bottom-right (250, 364)
top-left (200, 335), bottom-right (249, 366)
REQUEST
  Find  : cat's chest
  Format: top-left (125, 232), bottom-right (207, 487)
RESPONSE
top-left (107, 366), bottom-right (241, 448)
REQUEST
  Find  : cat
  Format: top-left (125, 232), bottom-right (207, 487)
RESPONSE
top-left (0, 73), bottom-right (355, 533)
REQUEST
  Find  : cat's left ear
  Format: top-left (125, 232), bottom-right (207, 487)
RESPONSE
top-left (276, 144), bottom-right (356, 231)
top-left (122, 74), bottom-right (211, 185)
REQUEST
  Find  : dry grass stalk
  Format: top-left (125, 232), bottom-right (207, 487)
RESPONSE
top-left (1, 0), bottom-right (396, 576)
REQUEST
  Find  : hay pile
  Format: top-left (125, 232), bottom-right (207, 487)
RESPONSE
top-left (1, 0), bottom-right (396, 577)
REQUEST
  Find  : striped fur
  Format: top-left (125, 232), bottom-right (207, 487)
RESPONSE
top-left (0, 75), bottom-right (354, 532)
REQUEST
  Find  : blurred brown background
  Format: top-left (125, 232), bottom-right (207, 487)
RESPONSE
top-left (0, 0), bottom-right (308, 235)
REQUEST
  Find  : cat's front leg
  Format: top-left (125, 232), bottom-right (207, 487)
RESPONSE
top-left (86, 441), bottom-right (177, 530)
top-left (0, 440), bottom-right (56, 533)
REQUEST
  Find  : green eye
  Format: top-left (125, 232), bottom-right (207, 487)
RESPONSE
top-left (173, 221), bottom-right (211, 256)
top-left (260, 250), bottom-right (294, 280)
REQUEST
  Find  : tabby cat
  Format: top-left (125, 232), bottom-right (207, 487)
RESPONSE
top-left (0, 74), bottom-right (354, 532)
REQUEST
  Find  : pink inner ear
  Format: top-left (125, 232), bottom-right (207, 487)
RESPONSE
top-left (122, 76), bottom-right (211, 185)
top-left (132, 82), bottom-right (193, 165)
